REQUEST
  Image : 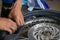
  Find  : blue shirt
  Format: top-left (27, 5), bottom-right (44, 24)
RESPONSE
top-left (2, 0), bottom-right (27, 5)
top-left (2, 0), bottom-right (14, 3)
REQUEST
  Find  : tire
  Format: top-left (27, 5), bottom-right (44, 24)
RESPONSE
top-left (24, 10), bottom-right (60, 21)
top-left (24, 10), bottom-right (60, 40)
top-left (2, 10), bottom-right (60, 40)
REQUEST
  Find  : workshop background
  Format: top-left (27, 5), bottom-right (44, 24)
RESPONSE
top-left (0, 0), bottom-right (60, 13)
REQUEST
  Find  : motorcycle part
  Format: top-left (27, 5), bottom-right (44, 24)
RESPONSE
top-left (0, 10), bottom-right (60, 40)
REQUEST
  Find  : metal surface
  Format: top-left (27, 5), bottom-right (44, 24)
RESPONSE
top-left (29, 23), bottom-right (60, 40)
top-left (28, 17), bottom-right (60, 40)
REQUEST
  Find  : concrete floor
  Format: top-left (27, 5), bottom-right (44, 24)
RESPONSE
top-left (46, 0), bottom-right (60, 11)
top-left (0, 0), bottom-right (60, 13)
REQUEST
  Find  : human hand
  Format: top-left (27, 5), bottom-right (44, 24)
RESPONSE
top-left (9, 0), bottom-right (24, 26)
top-left (9, 8), bottom-right (24, 26)
top-left (0, 18), bottom-right (17, 34)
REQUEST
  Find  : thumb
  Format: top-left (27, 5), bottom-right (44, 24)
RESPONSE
top-left (9, 12), bottom-right (13, 19)
top-left (9, 14), bottom-right (11, 18)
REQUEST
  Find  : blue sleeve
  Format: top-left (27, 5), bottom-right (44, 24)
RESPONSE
top-left (2, 0), bottom-right (27, 6)
top-left (2, 0), bottom-right (14, 3)
top-left (22, 0), bottom-right (27, 6)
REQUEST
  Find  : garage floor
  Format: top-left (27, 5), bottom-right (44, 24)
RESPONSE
top-left (0, 0), bottom-right (60, 13)
top-left (46, 0), bottom-right (60, 11)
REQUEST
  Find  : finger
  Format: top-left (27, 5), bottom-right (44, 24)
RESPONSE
top-left (6, 24), bottom-right (17, 34)
top-left (9, 8), bottom-right (14, 18)
top-left (7, 19), bottom-right (17, 33)
top-left (15, 17), bottom-right (21, 26)
top-left (8, 19), bottom-right (17, 25)
top-left (9, 12), bottom-right (13, 19)
top-left (4, 28), bottom-right (12, 34)
top-left (21, 15), bottom-right (24, 23)
top-left (18, 12), bottom-right (24, 26)
top-left (21, 16), bottom-right (24, 24)
top-left (9, 26), bottom-right (16, 33)
top-left (19, 19), bottom-right (24, 26)
top-left (11, 24), bottom-right (17, 31)
top-left (19, 16), bottom-right (24, 26)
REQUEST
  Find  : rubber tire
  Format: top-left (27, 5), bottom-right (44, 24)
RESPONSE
top-left (2, 10), bottom-right (60, 40)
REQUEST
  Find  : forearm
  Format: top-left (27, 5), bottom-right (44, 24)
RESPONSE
top-left (10, 0), bottom-right (23, 14)
top-left (16, 0), bottom-right (22, 8)
top-left (13, 0), bottom-right (23, 10)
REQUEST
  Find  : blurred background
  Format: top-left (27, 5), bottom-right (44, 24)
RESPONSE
top-left (0, 0), bottom-right (60, 13)
top-left (46, 0), bottom-right (60, 11)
